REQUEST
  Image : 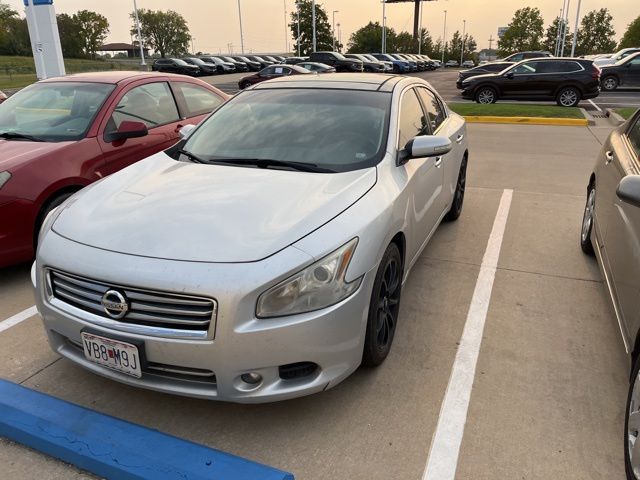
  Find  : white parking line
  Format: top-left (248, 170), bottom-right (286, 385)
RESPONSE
top-left (0, 306), bottom-right (38, 334)
top-left (422, 189), bottom-right (513, 480)
top-left (588, 100), bottom-right (602, 112)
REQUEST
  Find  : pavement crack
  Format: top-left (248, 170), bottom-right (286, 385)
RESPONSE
top-left (18, 357), bottom-right (62, 386)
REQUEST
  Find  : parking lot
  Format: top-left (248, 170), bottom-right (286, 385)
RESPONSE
top-left (1, 121), bottom-right (631, 479)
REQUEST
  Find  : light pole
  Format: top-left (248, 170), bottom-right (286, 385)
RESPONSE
top-left (296, 1), bottom-right (301, 56)
top-left (237, 0), bottom-right (245, 54)
top-left (560, 0), bottom-right (571, 57)
top-left (460, 20), bottom-right (466, 65)
top-left (191, 36), bottom-right (195, 55)
top-left (571, 0), bottom-right (581, 57)
top-left (312, 0), bottom-right (316, 52)
top-left (284, 0), bottom-right (288, 53)
top-left (337, 22), bottom-right (341, 52)
top-left (418, 0), bottom-right (423, 54)
top-left (332, 10), bottom-right (339, 51)
top-left (132, 0), bottom-right (146, 69)
top-left (442, 9), bottom-right (447, 65)
top-left (382, 0), bottom-right (386, 54)
top-left (555, 0), bottom-right (567, 56)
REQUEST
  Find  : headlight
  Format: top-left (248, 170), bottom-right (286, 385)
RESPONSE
top-left (256, 238), bottom-right (362, 318)
top-left (0, 171), bottom-right (11, 189)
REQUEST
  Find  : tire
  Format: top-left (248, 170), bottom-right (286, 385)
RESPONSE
top-left (602, 76), bottom-right (619, 91)
top-left (362, 242), bottom-right (403, 367)
top-left (580, 182), bottom-right (596, 255)
top-left (239, 82), bottom-right (248, 90)
top-left (445, 154), bottom-right (468, 222)
top-left (556, 86), bottom-right (581, 107)
top-left (34, 192), bottom-right (73, 248)
top-left (625, 354), bottom-right (640, 480)
top-left (475, 86), bottom-right (497, 104)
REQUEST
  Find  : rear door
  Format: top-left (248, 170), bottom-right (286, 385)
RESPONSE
top-left (602, 114), bottom-right (640, 343)
top-left (97, 80), bottom-right (182, 176)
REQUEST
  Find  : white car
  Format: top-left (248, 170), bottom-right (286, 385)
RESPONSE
top-left (462, 60), bottom-right (475, 68)
top-left (34, 74), bottom-right (469, 403)
top-left (594, 48), bottom-right (640, 67)
top-left (446, 60), bottom-right (459, 67)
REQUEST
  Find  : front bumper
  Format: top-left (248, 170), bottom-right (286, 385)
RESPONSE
top-left (461, 86), bottom-right (475, 99)
top-left (35, 232), bottom-right (373, 403)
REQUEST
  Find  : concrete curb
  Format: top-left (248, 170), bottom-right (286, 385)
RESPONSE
top-left (605, 108), bottom-right (626, 126)
top-left (579, 108), bottom-right (596, 126)
top-left (0, 379), bottom-right (294, 480)
top-left (462, 115), bottom-right (588, 126)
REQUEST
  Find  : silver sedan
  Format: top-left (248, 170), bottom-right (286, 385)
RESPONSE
top-left (34, 73), bottom-right (469, 403)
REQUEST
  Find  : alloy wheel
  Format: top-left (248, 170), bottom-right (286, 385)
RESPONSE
top-left (559, 88), bottom-right (579, 107)
top-left (376, 256), bottom-right (401, 349)
top-left (603, 77), bottom-right (618, 91)
top-left (581, 187), bottom-right (595, 243)
top-left (629, 371), bottom-right (640, 478)
top-left (477, 88), bottom-right (495, 104)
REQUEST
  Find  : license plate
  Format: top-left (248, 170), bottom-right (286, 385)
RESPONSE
top-left (81, 332), bottom-right (142, 378)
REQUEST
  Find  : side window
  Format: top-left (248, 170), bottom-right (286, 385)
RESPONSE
top-left (629, 58), bottom-right (640, 67)
top-left (173, 82), bottom-right (223, 117)
top-left (511, 54), bottom-right (523, 62)
top-left (261, 67), bottom-right (275, 75)
top-left (416, 87), bottom-right (446, 133)
top-left (398, 89), bottom-right (428, 149)
top-left (627, 116), bottom-right (640, 158)
top-left (512, 61), bottom-right (539, 74)
top-left (106, 82), bottom-right (179, 134)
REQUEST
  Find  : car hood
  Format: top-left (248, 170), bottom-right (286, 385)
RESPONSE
top-left (53, 152), bottom-right (377, 263)
top-left (462, 72), bottom-right (500, 84)
top-left (0, 139), bottom-right (74, 172)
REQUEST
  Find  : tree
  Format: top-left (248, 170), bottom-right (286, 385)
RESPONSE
top-left (394, 31), bottom-right (416, 53)
top-left (347, 21), bottom-right (388, 53)
top-left (543, 17), bottom-right (571, 54)
top-left (75, 10), bottom-right (109, 58)
top-left (0, 2), bottom-right (30, 56)
top-left (497, 7), bottom-right (544, 56)
top-left (576, 8), bottom-right (616, 55)
top-left (417, 28), bottom-right (433, 56)
top-left (131, 9), bottom-right (190, 58)
top-left (57, 13), bottom-right (84, 58)
top-left (619, 15), bottom-right (640, 49)
top-left (289, 0), bottom-right (337, 55)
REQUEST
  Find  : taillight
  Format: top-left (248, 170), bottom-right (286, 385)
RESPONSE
top-left (591, 65), bottom-right (601, 79)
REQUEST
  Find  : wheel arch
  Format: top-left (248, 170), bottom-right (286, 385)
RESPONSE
top-left (390, 232), bottom-right (406, 272)
top-left (33, 184), bottom-right (85, 247)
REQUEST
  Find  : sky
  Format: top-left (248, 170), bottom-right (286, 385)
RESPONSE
top-left (6, 0), bottom-right (636, 54)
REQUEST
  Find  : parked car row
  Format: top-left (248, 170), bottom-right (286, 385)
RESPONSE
top-left (285, 52), bottom-right (438, 73)
top-left (152, 54), bottom-right (289, 76)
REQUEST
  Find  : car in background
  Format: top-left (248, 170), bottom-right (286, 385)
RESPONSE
top-left (182, 57), bottom-right (217, 76)
top-left (296, 62), bottom-right (336, 74)
top-left (371, 53), bottom-right (410, 73)
top-left (308, 51), bottom-right (363, 72)
top-left (284, 56), bottom-right (308, 65)
top-left (460, 57), bottom-right (600, 106)
top-left (595, 48), bottom-right (640, 68)
top-left (231, 56), bottom-right (262, 71)
top-left (446, 60), bottom-right (459, 68)
top-left (152, 58), bottom-right (200, 76)
top-left (462, 60), bottom-right (475, 68)
top-left (0, 72), bottom-right (227, 268)
top-left (217, 56), bottom-right (250, 72)
top-left (577, 109), bottom-right (640, 480)
top-left (501, 51), bottom-right (553, 62)
top-left (432, 60), bottom-right (442, 68)
top-left (600, 52), bottom-right (640, 91)
top-left (245, 55), bottom-right (275, 69)
top-left (418, 55), bottom-right (437, 70)
top-left (200, 56), bottom-right (237, 74)
top-left (391, 54), bottom-right (417, 71)
top-left (34, 73), bottom-right (469, 403)
top-left (362, 54), bottom-right (393, 72)
top-left (345, 54), bottom-right (385, 72)
top-left (238, 64), bottom-right (313, 89)
top-left (456, 61), bottom-right (514, 89)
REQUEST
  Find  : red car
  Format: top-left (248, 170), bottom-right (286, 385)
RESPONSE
top-left (0, 71), bottom-right (228, 268)
top-left (238, 64), bottom-right (314, 90)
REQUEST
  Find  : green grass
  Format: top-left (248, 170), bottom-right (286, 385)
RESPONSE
top-left (448, 102), bottom-right (585, 119)
top-left (615, 107), bottom-right (638, 120)
top-left (0, 55), bottom-right (137, 90)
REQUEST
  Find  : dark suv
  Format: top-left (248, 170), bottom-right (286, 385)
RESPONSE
top-left (501, 51), bottom-right (553, 62)
top-left (151, 58), bottom-right (200, 76)
top-left (308, 51), bottom-right (363, 72)
top-left (460, 57), bottom-right (601, 107)
top-left (345, 53), bottom-right (385, 72)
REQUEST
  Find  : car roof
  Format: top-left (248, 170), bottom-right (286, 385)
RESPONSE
top-left (39, 71), bottom-right (199, 85)
top-left (252, 72), bottom-right (407, 92)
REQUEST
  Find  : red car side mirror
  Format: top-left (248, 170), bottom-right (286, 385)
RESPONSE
top-left (105, 120), bottom-right (148, 143)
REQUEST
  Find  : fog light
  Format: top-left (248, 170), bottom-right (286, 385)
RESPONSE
top-left (241, 372), bottom-right (262, 385)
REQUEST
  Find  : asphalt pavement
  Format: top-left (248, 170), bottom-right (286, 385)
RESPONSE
top-left (0, 122), bottom-right (630, 479)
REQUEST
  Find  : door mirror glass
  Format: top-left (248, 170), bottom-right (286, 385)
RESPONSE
top-left (179, 123), bottom-right (196, 139)
top-left (105, 120), bottom-right (147, 143)
top-left (409, 135), bottom-right (452, 159)
top-left (616, 175), bottom-right (640, 208)
top-left (505, 71), bottom-right (515, 79)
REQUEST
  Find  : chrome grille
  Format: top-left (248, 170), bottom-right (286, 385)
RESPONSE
top-left (49, 270), bottom-right (216, 336)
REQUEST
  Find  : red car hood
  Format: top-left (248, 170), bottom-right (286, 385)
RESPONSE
top-left (0, 139), bottom-right (74, 172)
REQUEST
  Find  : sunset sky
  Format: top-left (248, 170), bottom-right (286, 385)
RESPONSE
top-left (6, 0), bottom-right (636, 54)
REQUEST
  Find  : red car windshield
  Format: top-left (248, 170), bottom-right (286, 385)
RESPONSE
top-left (0, 82), bottom-right (114, 142)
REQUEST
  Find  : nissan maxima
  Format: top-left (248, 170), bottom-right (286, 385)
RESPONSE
top-left (33, 74), bottom-right (469, 403)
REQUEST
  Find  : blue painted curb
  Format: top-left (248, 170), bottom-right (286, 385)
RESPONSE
top-left (0, 379), bottom-right (294, 480)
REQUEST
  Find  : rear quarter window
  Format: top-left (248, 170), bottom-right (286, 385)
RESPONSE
top-left (627, 115), bottom-right (640, 159)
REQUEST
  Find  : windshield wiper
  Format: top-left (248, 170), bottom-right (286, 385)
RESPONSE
top-left (0, 132), bottom-right (45, 142)
top-left (178, 149), bottom-right (207, 164)
top-left (210, 158), bottom-right (335, 173)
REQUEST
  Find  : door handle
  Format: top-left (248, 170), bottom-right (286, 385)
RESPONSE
top-left (605, 151), bottom-right (614, 164)
top-left (174, 124), bottom-right (184, 133)
top-left (434, 156), bottom-right (442, 168)
top-left (456, 134), bottom-right (464, 144)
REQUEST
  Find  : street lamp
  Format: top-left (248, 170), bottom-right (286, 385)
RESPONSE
top-left (132, 0), bottom-right (146, 69)
top-left (571, 0), bottom-right (582, 57)
top-left (237, 0), bottom-right (245, 54)
top-left (191, 36), bottom-right (195, 55)
top-left (460, 20), bottom-right (466, 65)
top-left (442, 9), bottom-right (447, 65)
top-left (332, 10), bottom-right (339, 51)
top-left (337, 22), bottom-right (341, 52)
top-left (382, 0), bottom-right (386, 54)
top-left (312, 0), bottom-right (316, 52)
top-left (296, 1), bottom-right (301, 56)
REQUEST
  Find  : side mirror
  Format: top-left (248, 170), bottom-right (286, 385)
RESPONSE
top-left (105, 120), bottom-right (147, 143)
top-left (505, 71), bottom-right (515, 79)
top-left (399, 135), bottom-right (452, 165)
top-left (179, 124), bottom-right (196, 139)
top-left (616, 175), bottom-right (640, 208)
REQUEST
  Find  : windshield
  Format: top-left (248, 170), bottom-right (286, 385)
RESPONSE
top-left (222, 57), bottom-right (236, 62)
top-left (617, 52), bottom-right (640, 66)
top-left (179, 89), bottom-right (391, 172)
top-left (0, 82), bottom-right (114, 142)
top-left (173, 59), bottom-right (189, 66)
top-left (186, 58), bottom-right (204, 65)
